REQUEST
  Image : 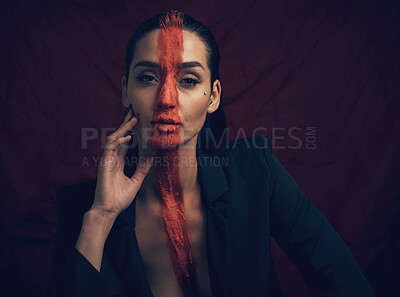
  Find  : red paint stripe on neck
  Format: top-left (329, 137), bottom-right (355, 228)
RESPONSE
top-left (152, 11), bottom-right (201, 297)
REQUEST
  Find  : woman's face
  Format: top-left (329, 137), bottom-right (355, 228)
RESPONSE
top-left (122, 29), bottom-right (221, 151)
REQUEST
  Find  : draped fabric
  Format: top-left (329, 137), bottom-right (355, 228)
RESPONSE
top-left (1, 0), bottom-right (399, 296)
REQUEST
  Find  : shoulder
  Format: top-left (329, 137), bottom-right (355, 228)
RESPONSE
top-left (223, 135), bottom-right (273, 172)
top-left (56, 179), bottom-right (97, 197)
top-left (56, 180), bottom-right (97, 224)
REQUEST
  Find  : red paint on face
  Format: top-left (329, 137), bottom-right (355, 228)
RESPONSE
top-left (150, 11), bottom-right (200, 297)
top-left (148, 13), bottom-right (183, 149)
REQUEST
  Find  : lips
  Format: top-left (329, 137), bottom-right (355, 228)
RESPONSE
top-left (151, 118), bottom-right (181, 133)
top-left (151, 113), bottom-right (181, 124)
top-left (151, 120), bottom-right (181, 125)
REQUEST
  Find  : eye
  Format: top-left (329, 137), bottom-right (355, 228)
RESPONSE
top-left (136, 74), bottom-right (158, 84)
top-left (180, 76), bottom-right (200, 87)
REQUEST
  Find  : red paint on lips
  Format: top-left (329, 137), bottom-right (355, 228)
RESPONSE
top-left (151, 122), bottom-right (180, 133)
top-left (148, 113), bottom-right (182, 147)
top-left (151, 116), bottom-right (181, 132)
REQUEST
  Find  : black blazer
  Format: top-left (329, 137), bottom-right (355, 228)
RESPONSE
top-left (51, 136), bottom-right (373, 297)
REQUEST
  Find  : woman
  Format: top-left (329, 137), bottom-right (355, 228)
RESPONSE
top-left (52, 10), bottom-right (373, 297)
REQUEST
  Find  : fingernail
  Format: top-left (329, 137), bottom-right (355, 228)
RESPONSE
top-left (124, 105), bottom-right (132, 116)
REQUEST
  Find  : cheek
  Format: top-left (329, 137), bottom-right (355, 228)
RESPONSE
top-left (129, 87), bottom-right (157, 114)
top-left (180, 94), bottom-right (208, 126)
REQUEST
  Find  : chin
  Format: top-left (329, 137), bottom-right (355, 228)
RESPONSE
top-left (147, 133), bottom-right (181, 150)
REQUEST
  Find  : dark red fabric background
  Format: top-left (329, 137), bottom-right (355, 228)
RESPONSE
top-left (1, 0), bottom-right (399, 296)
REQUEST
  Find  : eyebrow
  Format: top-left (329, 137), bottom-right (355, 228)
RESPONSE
top-left (181, 61), bottom-right (205, 70)
top-left (133, 60), bottom-right (205, 70)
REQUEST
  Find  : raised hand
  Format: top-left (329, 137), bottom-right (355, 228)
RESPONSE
top-left (91, 107), bottom-right (153, 220)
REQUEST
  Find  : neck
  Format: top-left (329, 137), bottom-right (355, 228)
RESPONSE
top-left (138, 135), bottom-right (199, 202)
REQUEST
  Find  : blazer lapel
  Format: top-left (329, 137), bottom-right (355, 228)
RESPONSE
top-left (197, 148), bottom-right (230, 297)
top-left (198, 148), bottom-right (267, 296)
top-left (110, 201), bottom-right (154, 296)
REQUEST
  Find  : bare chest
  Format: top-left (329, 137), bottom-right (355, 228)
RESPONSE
top-left (135, 194), bottom-right (213, 297)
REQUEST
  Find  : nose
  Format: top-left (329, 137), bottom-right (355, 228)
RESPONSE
top-left (156, 75), bottom-right (178, 110)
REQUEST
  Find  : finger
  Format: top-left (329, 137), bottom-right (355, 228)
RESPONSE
top-left (115, 132), bottom-right (134, 156)
top-left (115, 116), bottom-right (137, 138)
top-left (100, 135), bottom-right (133, 171)
top-left (106, 119), bottom-right (137, 146)
top-left (103, 125), bottom-right (135, 164)
top-left (105, 106), bottom-right (136, 142)
top-left (130, 155), bottom-right (154, 190)
top-left (104, 135), bottom-right (132, 151)
top-left (122, 105), bottom-right (134, 125)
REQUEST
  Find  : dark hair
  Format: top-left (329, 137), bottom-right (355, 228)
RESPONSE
top-left (124, 10), bottom-right (227, 154)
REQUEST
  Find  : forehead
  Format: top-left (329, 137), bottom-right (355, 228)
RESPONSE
top-left (133, 29), bottom-right (208, 68)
